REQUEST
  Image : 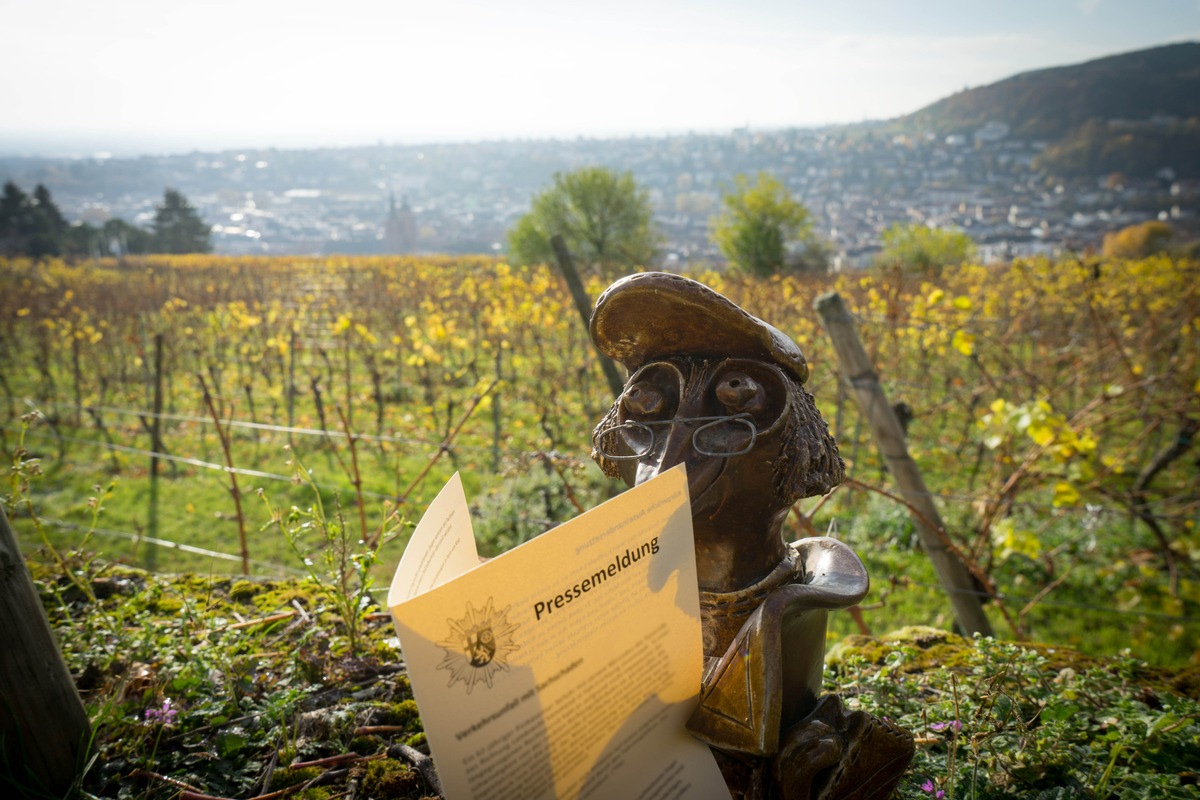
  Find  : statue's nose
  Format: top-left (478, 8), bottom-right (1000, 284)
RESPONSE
top-left (634, 421), bottom-right (694, 485)
top-left (633, 397), bottom-right (707, 486)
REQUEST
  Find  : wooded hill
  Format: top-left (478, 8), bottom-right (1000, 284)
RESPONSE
top-left (897, 41), bottom-right (1200, 178)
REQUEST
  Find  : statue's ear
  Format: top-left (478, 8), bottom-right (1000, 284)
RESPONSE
top-left (590, 401), bottom-right (626, 480)
top-left (777, 388), bottom-right (846, 503)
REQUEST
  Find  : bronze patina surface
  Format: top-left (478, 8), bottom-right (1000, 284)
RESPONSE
top-left (590, 272), bottom-right (914, 800)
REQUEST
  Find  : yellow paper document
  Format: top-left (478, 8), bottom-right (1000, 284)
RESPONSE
top-left (388, 466), bottom-right (730, 800)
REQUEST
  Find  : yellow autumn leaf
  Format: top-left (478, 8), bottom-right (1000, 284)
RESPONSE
top-left (992, 519), bottom-right (1041, 562)
top-left (1052, 481), bottom-right (1081, 507)
top-left (1028, 422), bottom-right (1056, 447)
top-left (951, 329), bottom-right (975, 356)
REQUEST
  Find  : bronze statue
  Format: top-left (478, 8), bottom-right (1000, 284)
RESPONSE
top-left (589, 272), bottom-right (913, 800)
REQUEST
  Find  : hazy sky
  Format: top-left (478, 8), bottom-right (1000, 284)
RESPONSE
top-left (4, 0), bottom-right (1199, 156)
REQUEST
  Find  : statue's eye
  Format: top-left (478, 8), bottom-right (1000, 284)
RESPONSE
top-left (621, 381), bottom-right (667, 419)
top-left (715, 372), bottom-right (767, 415)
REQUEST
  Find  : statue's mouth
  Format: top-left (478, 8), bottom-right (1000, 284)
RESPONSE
top-left (638, 456), bottom-right (727, 521)
top-left (689, 460), bottom-right (722, 501)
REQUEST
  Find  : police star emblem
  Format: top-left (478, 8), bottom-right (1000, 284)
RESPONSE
top-left (436, 598), bottom-right (520, 693)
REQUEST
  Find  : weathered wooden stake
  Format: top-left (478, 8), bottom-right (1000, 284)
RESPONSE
top-left (147, 333), bottom-right (164, 571)
top-left (492, 347), bottom-right (503, 473)
top-left (0, 506), bottom-right (91, 796)
top-left (549, 234), bottom-right (626, 399)
top-left (197, 374), bottom-right (250, 575)
top-left (287, 327), bottom-right (297, 449)
top-left (815, 291), bottom-right (994, 637)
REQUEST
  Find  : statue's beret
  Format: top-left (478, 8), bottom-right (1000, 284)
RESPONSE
top-left (589, 272), bottom-right (809, 384)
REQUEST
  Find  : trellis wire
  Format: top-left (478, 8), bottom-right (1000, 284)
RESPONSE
top-left (39, 517), bottom-right (302, 575)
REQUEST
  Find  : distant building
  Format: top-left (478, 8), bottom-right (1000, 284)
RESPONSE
top-left (383, 193), bottom-right (416, 253)
top-left (974, 121), bottom-right (1010, 144)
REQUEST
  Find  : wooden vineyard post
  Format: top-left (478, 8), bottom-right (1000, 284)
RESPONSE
top-left (147, 332), bottom-right (164, 571)
top-left (815, 291), bottom-right (994, 637)
top-left (549, 234), bottom-right (627, 399)
top-left (0, 506), bottom-right (91, 795)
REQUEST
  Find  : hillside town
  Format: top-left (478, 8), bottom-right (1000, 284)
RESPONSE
top-left (3, 120), bottom-right (1196, 269)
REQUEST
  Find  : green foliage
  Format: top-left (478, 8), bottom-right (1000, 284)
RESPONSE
top-left (877, 222), bottom-right (974, 275)
top-left (65, 218), bottom-right (156, 258)
top-left (506, 166), bottom-right (659, 273)
top-left (29, 185), bottom-right (68, 257)
top-left (0, 181), bottom-right (22, 242)
top-left (258, 447), bottom-right (408, 656)
top-left (0, 180), bottom-right (159, 258)
top-left (360, 759), bottom-right (422, 797)
top-left (825, 492), bottom-right (1199, 669)
top-left (470, 454), bottom-right (620, 557)
top-left (18, 546), bottom-right (1200, 799)
top-left (18, 551), bottom-right (435, 799)
top-left (711, 172), bottom-right (814, 276)
top-left (788, 237), bottom-right (833, 276)
top-left (832, 631), bottom-right (1200, 799)
top-left (152, 188), bottom-right (212, 254)
top-left (0, 181), bottom-right (67, 258)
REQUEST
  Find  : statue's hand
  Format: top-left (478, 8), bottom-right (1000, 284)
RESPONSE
top-left (771, 695), bottom-right (914, 800)
top-left (772, 711), bottom-right (844, 800)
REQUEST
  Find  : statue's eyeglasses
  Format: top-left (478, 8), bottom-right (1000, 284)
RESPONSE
top-left (593, 413), bottom-right (758, 460)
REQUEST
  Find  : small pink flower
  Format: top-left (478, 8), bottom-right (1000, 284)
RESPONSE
top-left (930, 719), bottom-right (962, 732)
top-left (919, 779), bottom-right (945, 798)
top-left (144, 697), bottom-right (177, 725)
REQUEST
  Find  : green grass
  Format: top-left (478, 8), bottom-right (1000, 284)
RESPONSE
top-left (7, 418), bottom-right (478, 576)
top-left (822, 493), bottom-right (1199, 668)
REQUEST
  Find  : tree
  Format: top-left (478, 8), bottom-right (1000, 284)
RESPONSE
top-left (64, 222), bottom-right (105, 258)
top-left (711, 172), bottom-right (813, 276)
top-left (103, 218), bottom-right (155, 256)
top-left (27, 184), bottom-right (67, 258)
top-left (153, 188), bottom-right (212, 254)
top-left (877, 223), bottom-right (974, 275)
top-left (0, 182), bottom-right (69, 258)
top-left (1101, 220), bottom-right (1173, 259)
top-left (0, 181), bottom-right (157, 259)
top-left (507, 167), bottom-right (658, 273)
top-left (787, 238), bottom-right (833, 276)
top-left (0, 181), bottom-right (28, 254)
